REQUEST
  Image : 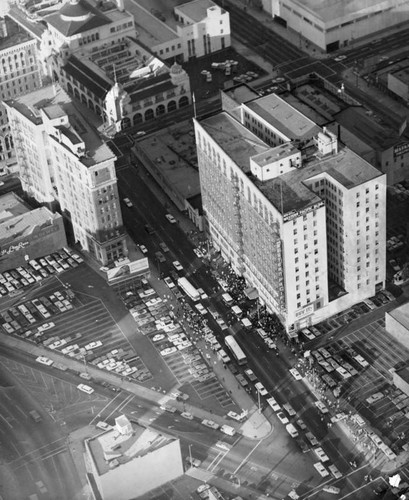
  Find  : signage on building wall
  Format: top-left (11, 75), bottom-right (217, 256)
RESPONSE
top-left (283, 200), bottom-right (324, 223)
top-left (0, 223), bottom-right (60, 257)
top-left (394, 142), bottom-right (409, 157)
top-left (295, 304), bottom-right (314, 320)
top-left (0, 241), bottom-right (29, 256)
top-left (107, 258), bottom-right (149, 284)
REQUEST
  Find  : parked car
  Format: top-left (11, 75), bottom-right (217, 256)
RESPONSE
top-left (165, 213), bottom-right (177, 224)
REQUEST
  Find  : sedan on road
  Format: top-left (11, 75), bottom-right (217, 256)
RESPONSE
top-left (172, 261), bottom-right (183, 271)
top-left (160, 347), bottom-right (178, 356)
top-left (36, 356), bottom-right (54, 366)
top-left (314, 447), bottom-right (330, 462)
top-left (164, 277), bottom-right (175, 289)
top-left (38, 322), bottom-right (55, 332)
top-left (77, 384), bottom-right (94, 394)
top-left (85, 341), bottom-right (103, 350)
top-left (201, 419), bottom-right (219, 430)
top-left (255, 382), bottom-right (268, 396)
top-left (276, 412), bottom-right (289, 425)
top-left (165, 214), bottom-right (177, 223)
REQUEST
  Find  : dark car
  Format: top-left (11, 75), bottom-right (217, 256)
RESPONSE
top-left (144, 224), bottom-right (155, 235)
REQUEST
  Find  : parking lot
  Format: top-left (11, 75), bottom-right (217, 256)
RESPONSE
top-left (300, 314), bottom-right (409, 462)
top-left (119, 285), bottom-right (236, 409)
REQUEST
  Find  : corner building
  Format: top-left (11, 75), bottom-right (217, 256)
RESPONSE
top-left (5, 84), bottom-right (127, 264)
top-left (194, 105), bottom-right (386, 335)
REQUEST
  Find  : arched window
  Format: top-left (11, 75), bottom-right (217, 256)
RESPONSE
top-left (144, 108), bottom-right (154, 121)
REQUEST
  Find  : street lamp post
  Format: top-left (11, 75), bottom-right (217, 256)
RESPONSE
top-left (82, 353), bottom-right (88, 373)
top-left (188, 444), bottom-right (193, 466)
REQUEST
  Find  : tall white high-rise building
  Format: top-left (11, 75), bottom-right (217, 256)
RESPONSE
top-left (194, 95), bottom-right (387, 335)
top-left (5, 84), bottom-right (127, 264)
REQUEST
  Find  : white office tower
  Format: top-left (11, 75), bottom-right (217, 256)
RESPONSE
top-left (194, 97), bottom-right (386, 336)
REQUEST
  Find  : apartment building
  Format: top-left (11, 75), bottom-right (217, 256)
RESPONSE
top-left (194, 99), bottom-right (386, 335)
top-left (0, 16), bottom-right (42, 171)
top-left (4, 84), bottom-right (127, 265)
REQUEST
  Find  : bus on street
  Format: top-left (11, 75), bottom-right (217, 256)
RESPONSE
top-left (224, 335), bottom-right (247, 365)
top-left (177, 277), bottom-right (200, 302)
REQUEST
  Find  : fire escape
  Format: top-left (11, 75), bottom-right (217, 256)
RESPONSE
top-left (11, 117), bottom-right (32, 197)
top-left (231, 173), bottom-right (245, 274)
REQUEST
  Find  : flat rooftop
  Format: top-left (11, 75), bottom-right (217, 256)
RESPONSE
top-left (222, 83), bottom-right (260, 105)
top-left (246, 93), bottom-right (321, 141)
top-left (256, 146), bottom-right (383, 214)
top-left (252, 142), bottom-right (299, 168)
top-left (334, 106), bottom-right (399, 151)
top-left (122, 0), bottom-right (178, 46)
top-left (0, 16), bottom-right (33, 51)
top-left (0, 193), bottom-right (29, 223)
top-left (298, 0), bottom-right (399, 24)
top-left (175, 0), bottom-right (216, 23)
top-left (388, 302), bottom-right (409, 331)
top-left (198, 112), bottom-right (269, 173)
top-left (137, 119), bottom-right (200, 199)
top-left (88, 422), bottom-right (175, 476)
top-left (6, 85), bottom-right (115, 167)
top-left (0, 206), bottom-right (60, 242)
top-left (199, 111), bottom-right (383, 214)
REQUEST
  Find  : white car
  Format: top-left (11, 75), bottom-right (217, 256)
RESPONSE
top-left (267, 397), bottom-right (281, 412)
top-left (328, 464), bottom-right (342, 479)
top-left (164, 277), bottom-right (175, 288)
top-left (38, 322), bottom-right (55, 332)
top-left (366, 392), bottom-right (384, 404)
top-left (77, 384), bottom-right (94, 394)
top-left (172, 261), bottom-right (183, 271)
top-left (314, 462), bottom-right (329, 477)
top-left (314, 447), bottom-right (330, 462)
top-left (49, 339), bottom-right (67, 349)
top-left (195, 303), bottom-right (207, 315)
top-left (227, 411), bottom-right (246, 422)
top-left (201, 419), bottom-right (219, 430)
top-left (334, 55), bottom-right (347, 62)
top-left (160, 347), bottom-right (178, 356)
top-left (193, 248), bottom-right (203, 258)
top-left (265, 338), bottom-right (277, 350)
top-left (180, 412), bottom-right (194, 420)
top-left (123, 198), bottom-right (133, 207)
top-left (152, 333), bottom-right (166, 342)
top-left (301, 328), bottom-right (315, 340)
top-left (276, 411), bottom-right (289, 425)
top-left (139, 245), bottom-right (148, 254)
top-left (165, 213), bottom-right (177, 223)
top-left (85, 340), bottom-right (103, 350)
top-left (62, 344), bottom-right (79, 354)
top-left (315, 401), bottom-right (329, 414)
top-left (255, 382), bottom-right (268, 396)
top-left (290, 368), bottom-right (302, 380)
top-left (36, 356), bottom-right (54, 366)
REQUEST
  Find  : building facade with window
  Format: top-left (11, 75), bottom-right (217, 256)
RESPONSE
top-left (266, 0), bottom-right (409, 52)
top-left (0, 16), bottom-right (42, 172)
top-left (5, 84), bottom-right (127, 265)
top-left (35, 0), bottom-right (191, 133)
top-left (194, 101), bottom-right (386, 335)
top-left (174, 0), bottom-right (230, 59)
